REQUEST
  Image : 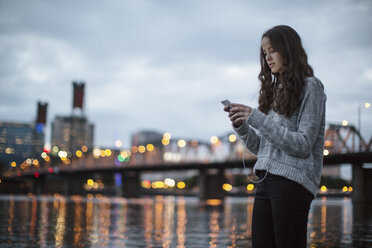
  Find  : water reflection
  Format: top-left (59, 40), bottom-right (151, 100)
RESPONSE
top-left (0, 195), bottom-right (371, 247)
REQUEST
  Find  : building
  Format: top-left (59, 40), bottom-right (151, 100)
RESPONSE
top-left (0, 121), bottom-right (44, 168)
top-left (131, 130), bottom-right (164, 164)
top-left (51, 116), bottom-right (94, 153)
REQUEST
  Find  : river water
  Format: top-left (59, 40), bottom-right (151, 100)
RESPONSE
top-left (0, 194), bottom-right (371, 248)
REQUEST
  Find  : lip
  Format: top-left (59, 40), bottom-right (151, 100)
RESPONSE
top-left (268, 63), bottom-right (274, 68)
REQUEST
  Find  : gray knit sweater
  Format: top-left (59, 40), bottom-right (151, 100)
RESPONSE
top-left (234, 77), bottom-right (326, 196)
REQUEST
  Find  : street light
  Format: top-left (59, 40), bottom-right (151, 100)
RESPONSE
top-left (358, 101), bottom-right (371, 134)
top-left (357, 102), bottom-right (371, 151)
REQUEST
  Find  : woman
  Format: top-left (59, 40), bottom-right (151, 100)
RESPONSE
top-left (224, 25), bottom-right (326, 248)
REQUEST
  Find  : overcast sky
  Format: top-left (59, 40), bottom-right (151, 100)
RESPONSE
top-left (1, 0), bottom-right (372, 149)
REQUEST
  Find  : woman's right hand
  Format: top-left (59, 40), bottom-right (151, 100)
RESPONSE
top-left (226, 103), bottom-right (252, 128)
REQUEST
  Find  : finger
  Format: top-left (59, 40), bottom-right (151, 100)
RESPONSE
top-left (232, 116), bottom-right (249, 125)
top-left (232, 119), bottom-right (243, 126)
top-left (231, 106), bottom-right (249, 113)
top-left (229, 112), bottom-right (241, 119)
top-left (231, 103), bottom-right (245, 107)
top-left (230, 112), bottom-right (241, 120)
top-left (231, 103), bottom-right (249, 108)
top-left (230, 111), bottom-right (249, 120)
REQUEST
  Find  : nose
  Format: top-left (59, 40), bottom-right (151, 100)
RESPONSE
top-left (266, 53), bottom-right (272, 61)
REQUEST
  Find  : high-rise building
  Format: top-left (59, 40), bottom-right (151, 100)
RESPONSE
top-left (50, 81), bottom-right (94, 154)
top-left (51, 116), bottom-right (94, 153)
top-left (0, 122), bottom-right (44, 168)
top-left (0, 101), bottom-right (47, 169)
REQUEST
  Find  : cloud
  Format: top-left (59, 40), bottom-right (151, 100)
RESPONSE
top-left (1, 0), bottom-right (372, 147)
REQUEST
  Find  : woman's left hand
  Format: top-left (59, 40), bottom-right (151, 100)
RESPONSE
top-left (227, 103), bottom-right (252, 128)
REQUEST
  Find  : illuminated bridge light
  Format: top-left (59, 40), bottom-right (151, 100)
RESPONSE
top-left (342, 186), bottom-right (348, 192)
top-left (222, 183), bottom-right (232, 192)
top-left (365, 102), bottom-right (371, 108)
top-left (162, 138), bottom-right (170, 146)
top-left (11, 162), bottom-right (16, 168)
top-left (81, 145), bottom-right (88, 153)
top-left (138, 146), bottom-right (146, 153)
top-left (324, 140), bottom-right (333, 147)
top-left (100, 150), bottom-right (106, 157)
top-left (58, 151), bottom-right (67, 158)
top-left (164, 178), bottom-right (175, 187)
top-left (115, 140), bottom-right (122, 148)
top-left (152, 181), bottom-right (165, 189)
top-left (229, 134), bottom-right (237, 143)
top-left (131, 146), bottom-right (138, 153)
top-left (52, 146), bottom-right (59, 153)
top-left (247, 184), bottom-right (254, 191)
top-left (87, 179), bottom-right (94, 186)
top-left (323, 149), bottom-right (329, 156)
top-left (41, 152), bottom-right (47, 159)
top-left (320, 185), bottom-right (327, 193)
top-left (32, 159), bottom-right (39, 166)
top-left (146, 144), bottom-right (154, 152)
top-left (177, 181), bottom-right (186, 189)
top-left (105, 149), bottom-right (112, 156)
top-left (210, 136), bottom-right (219, 144)
top-left (5, 147), bottom-right (15, 154)
top-left (118, 154), bottom-right (125, 162)
top-left (120, 151), bottom-right (128, 158)
top-left (342, 120), bottom-right (348, 126)
top-left (348, 186), bottom-right (353, 192)
top-left (178, 140), bottom-right (186, 148)
top-left (163, 132), bottom-right (172, 140)
top-left (141, 180), bottom-right (151, 189)
top-left (76, 150), bottom-right (83, 158)
top-left (93, 148), bottom-right (101, 158)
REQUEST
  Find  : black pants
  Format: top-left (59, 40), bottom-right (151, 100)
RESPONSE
top-left (252, 171), bottom-right (314, 248)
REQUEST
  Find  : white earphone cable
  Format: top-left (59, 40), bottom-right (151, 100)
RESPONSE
top-left (242, 137), bottom-right (268, 183)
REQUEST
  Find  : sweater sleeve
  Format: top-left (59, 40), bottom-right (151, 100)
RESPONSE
top-left (246, 79), bottom-right (326, 158)
top-left (233, 120), bottom-right (260, 155)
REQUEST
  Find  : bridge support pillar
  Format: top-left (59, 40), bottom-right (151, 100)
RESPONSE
top-left (352, 163), bottom-right (372, 203)
top-left (199, 169), bottom-right (226, 201)
top-left (32, 175), bottom-right (45, 195)
top-left (121, 171), bottom-right (141, 198)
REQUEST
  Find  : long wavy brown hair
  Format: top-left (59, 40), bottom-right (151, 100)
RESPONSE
top-left (258, 25), bottom-right (314, 117)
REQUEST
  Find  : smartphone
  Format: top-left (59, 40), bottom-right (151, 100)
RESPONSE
top-left (221, 99), bottom-right (233, 110)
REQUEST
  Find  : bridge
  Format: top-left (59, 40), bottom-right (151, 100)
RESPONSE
top-left (2, 152), bottom-right (372, 203)
top-left (1, 124), bottom-right (372, 202)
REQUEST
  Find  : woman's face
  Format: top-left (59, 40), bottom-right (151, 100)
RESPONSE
top-left (261, 37), bottom-right (284, 74)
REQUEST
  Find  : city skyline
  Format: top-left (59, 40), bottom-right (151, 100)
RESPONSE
top-left (1, 0), bottom-right (372, 149)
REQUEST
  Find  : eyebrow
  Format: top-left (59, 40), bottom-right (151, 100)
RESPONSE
top-left (262, 46), bottom-right (272, 52)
